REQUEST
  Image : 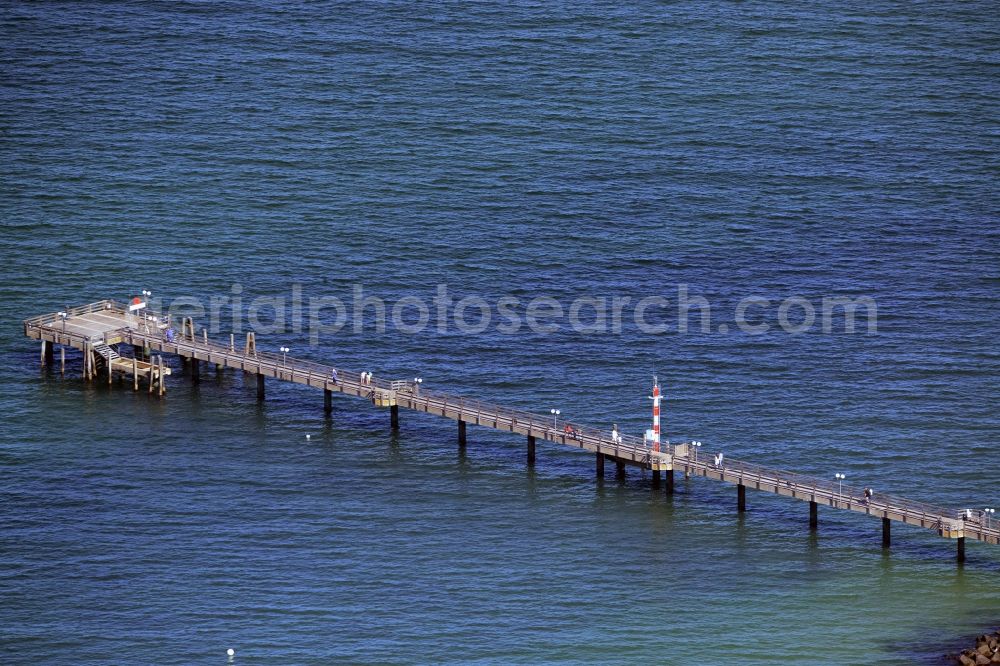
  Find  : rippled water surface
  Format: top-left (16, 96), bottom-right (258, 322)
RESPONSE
top-left (2, 2), bottom-right (999, 664)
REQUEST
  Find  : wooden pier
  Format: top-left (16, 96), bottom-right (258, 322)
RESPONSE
top-left (24, 299), bottom-right (1000, 562)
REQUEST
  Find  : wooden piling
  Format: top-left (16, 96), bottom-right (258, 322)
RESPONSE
top-left (665, 469), bottom-right (674, 495)
top-left (616, 459), bottom-right (626, 480)
top-left (738, 484), bottom-right (747, 512)
top-left (191, 357), bottom-right (200, 382)
top-left (527, 434), bottom-right (536, 466)
top-left (256, 373), bottom-right (265, 401)
top-left (596, 452), bottom-right (605, 478)
top-left (810, 501), bottom-right (818, 531)
top-left (324, 388), bottom-right (333, 414)
top-left (458, 420), bottom-right (467, 448)
top-left (390, 404), bottom-right (399, 430)
top-left (882, 516), bottom-right (890, 547)
top-left (133, 356), bottom-right (138, 391)
top-left (159, 356), bottom-right (165, 396)
top-left (957, 536), bottom-right (965, 563)
top-left (60, 347), bottom-right (65, 375)
top-left (652, 469), bottom-right (662, 488)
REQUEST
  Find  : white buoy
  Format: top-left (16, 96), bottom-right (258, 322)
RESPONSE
top-left (306, 434), bottom-right (311, 440)
top-left (227, 648), bottom-right (235, 656)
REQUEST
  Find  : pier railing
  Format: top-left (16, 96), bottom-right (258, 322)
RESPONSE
top-left (121, 324), bottom-right (668, 466)
top-left (23, 299), bottom-right (124, 329)
top-left (686, 453), bottom-right (963, 522)
top-left (126, 325), bottom-right (996, 538)
top-left (23, 301), bottom-right (999, 547)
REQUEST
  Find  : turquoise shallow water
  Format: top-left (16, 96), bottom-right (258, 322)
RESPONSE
top-left (2, 2), bottom-right (999, 664)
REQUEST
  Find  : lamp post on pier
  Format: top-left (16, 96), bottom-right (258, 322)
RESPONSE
top-left (280, 346), bottom-right (289, 366)
top-left (550, 408), bottom-right (560, 429)
top-left (985, 508), bottom-right (995, 531)
top-left (140, 290), bottom-right (152, 331)
top-left (835, 473), bottom-right (846, 501)
top-left (58, 311), bottom-right (67, 333)
top-left (692, 440), bottom-right (702, 463)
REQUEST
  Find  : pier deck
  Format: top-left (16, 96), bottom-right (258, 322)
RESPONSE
top-left (24, 299), bottom-right (1000, 560)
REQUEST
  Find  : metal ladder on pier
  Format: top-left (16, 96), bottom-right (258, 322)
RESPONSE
top-left (92, 342), bottom-right (120, 363)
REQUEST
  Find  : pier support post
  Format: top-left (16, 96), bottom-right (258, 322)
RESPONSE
top-left (652, 469), bottom-right (661, 488)
top-left (191, 358), bottom-right (200, 382)
top-left (957, 537), bottom-right (965, 564)
top-left (42, 340), bottom-right (53, 366)
top-left (810, 501), bottom-right (818, 531)
top-left (108, 353), bottom-right (113, 384)
top-left (133, 357), bottom-right (138, 391)
top-left (596, 453), bottom-right (605, 478)
top-left (390, 404), bottom-right (399, 431)
top-left (527, 434), bottom-right (536, 466)
top-left (324, 388), bottom-right (333, 414)
top-left (60, 347), bottom-right (65, 375)
top-left (665, 469), bottom-right (675, 495)
top-left (256, 373), bottom-right (265, 401)
top-left (738, 484), bottom-right (747, 512)
top-left (615, 459), bottom-right (626, 481)
top-left (458, 420), bottom-right (467, 448)
top-left (882, 516), bottom-right (891, 548)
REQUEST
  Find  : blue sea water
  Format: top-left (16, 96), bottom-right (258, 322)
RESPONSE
top-left (1, 1), bottom-right (998, 664)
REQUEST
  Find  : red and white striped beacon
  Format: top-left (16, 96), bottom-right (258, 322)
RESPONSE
top-left (648, 376), bottom-right (662, 453)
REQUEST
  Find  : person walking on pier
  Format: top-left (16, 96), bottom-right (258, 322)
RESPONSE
top-left (330, 368), bottom-right (339, 386)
